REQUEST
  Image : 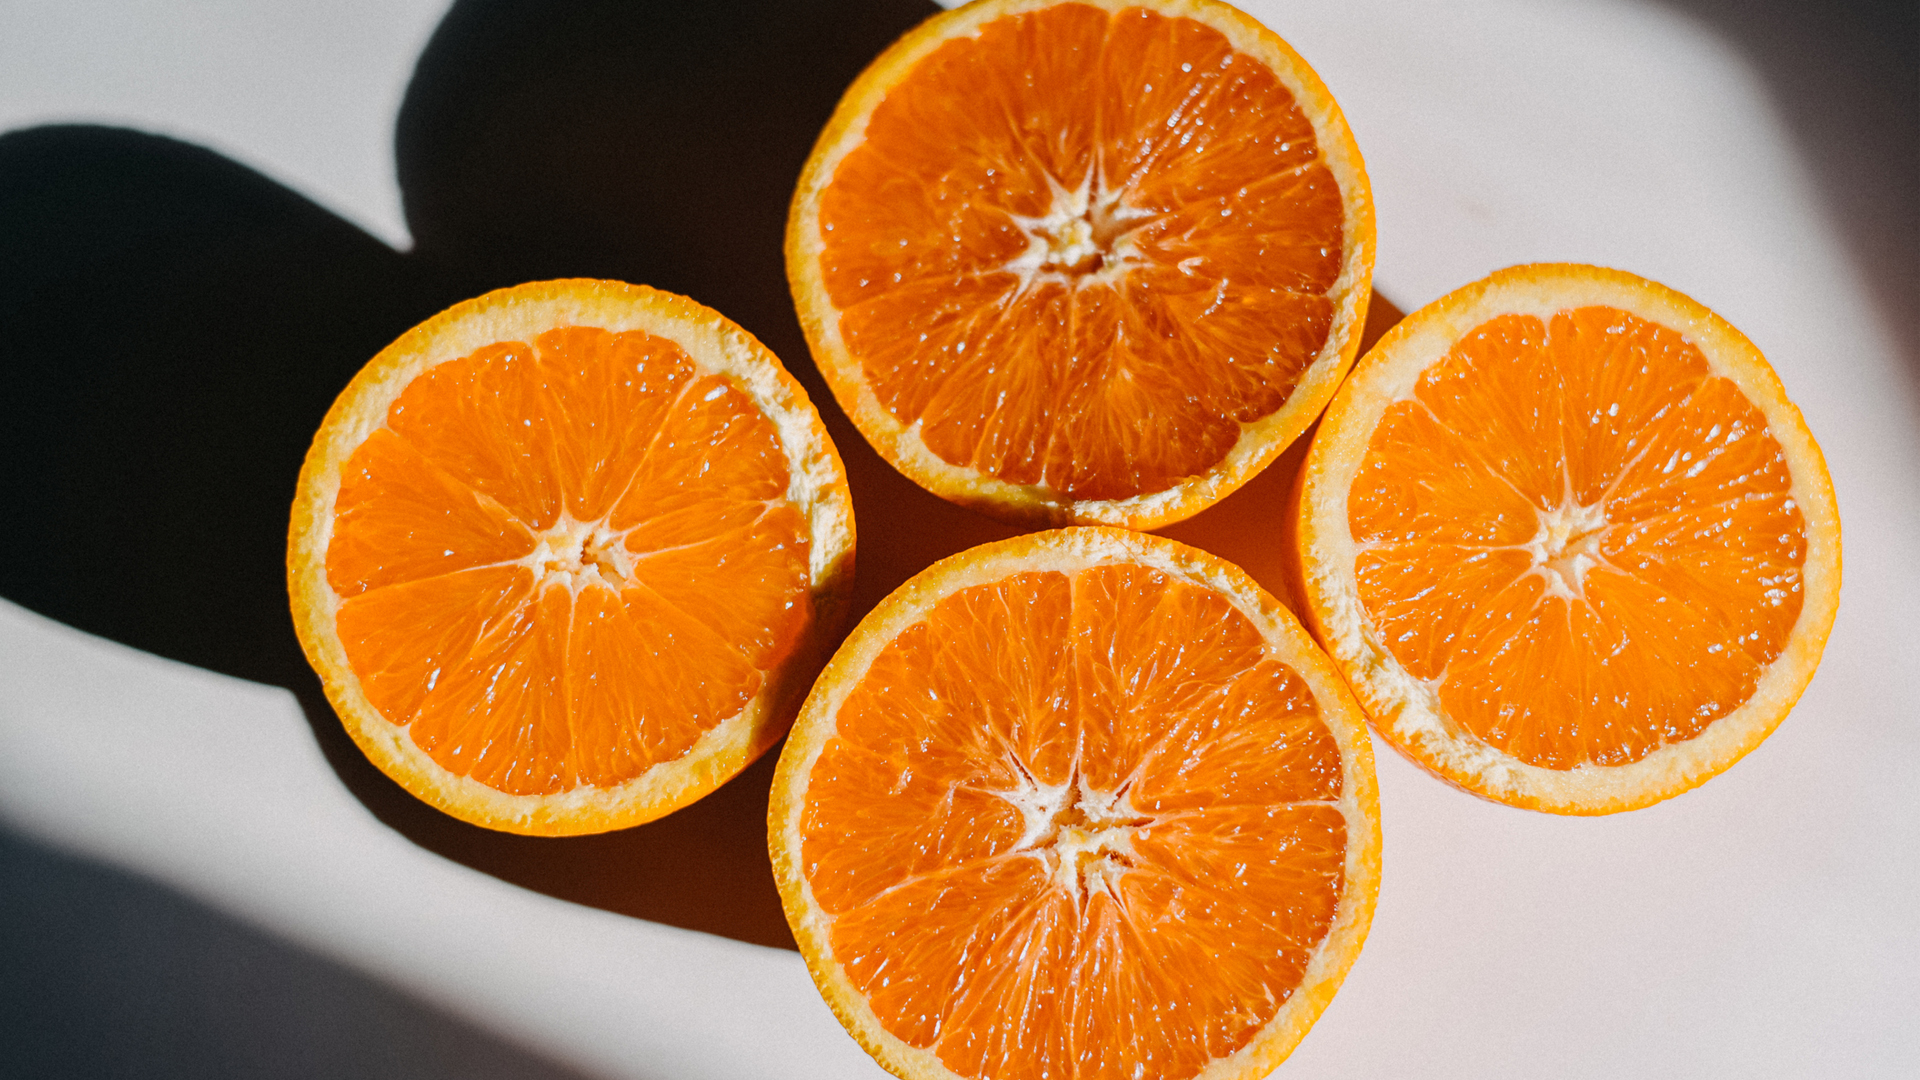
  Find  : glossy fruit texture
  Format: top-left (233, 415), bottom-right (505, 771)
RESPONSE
top-left (1290, 263), bottom-right (1840, 813)
top-left (772, 527), bottom-right (1379, 1080)
top-left (789, 0), bottom-right (1373, 528)
top-left (291, 279), bottom-right (853, 835)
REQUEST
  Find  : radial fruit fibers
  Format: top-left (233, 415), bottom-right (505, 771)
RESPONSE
top-left (1290, 264), bottom-right (1841, 814)
top-left (788, 0), bottom-right (1374, 529)
top-left (289, 279), bottom-right (854, 835)
top-left (771, 527), bottom-right (1380, 1080)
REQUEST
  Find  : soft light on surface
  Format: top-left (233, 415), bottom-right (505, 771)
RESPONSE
top-left (0, 0), bottom-right (447, 247)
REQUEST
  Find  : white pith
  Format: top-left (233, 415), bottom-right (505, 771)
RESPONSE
top-left (1525, 497), bottom-right (1611, 601)
top-left (524, 513), bottom-right (636, 595)
top-left (1002, 164), bottom-right (1159, 292)
top-left (993, 763), bottom-right (1153, 909)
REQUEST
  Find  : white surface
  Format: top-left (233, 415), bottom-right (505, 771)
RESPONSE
top-left (2, 1), bottom-right (1916, 1078)
top-left (0, 0), bottom-right (444, 248)
top-left (0, 599), bottom-right (891, 1080)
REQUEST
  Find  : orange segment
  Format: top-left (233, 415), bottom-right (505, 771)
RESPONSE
top-left (789, 0), bottom-right (1374, 528)
top-left (1290, 264), bottom-right (1840, 813)
top-left (289, 279), bottom-right (854, 835)
top-left (772, 528), bottom-right (1378, 1080)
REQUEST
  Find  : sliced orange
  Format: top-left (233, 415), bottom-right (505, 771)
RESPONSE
top-left (1289, 264), bottom-right (1841, 814)
top-left (788, 0), bottom-right (1374, 529)
top-left (771, 527), bottom-right (1379, 1080)
top-left (288, 279), bottom-right (854, 835)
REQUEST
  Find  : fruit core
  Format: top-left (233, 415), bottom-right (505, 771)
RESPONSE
top-left (1527, 498), bottom-right (1609, 601)
top-left (996, 765), bottom-right (1155, 907)
top-left (1008, 172), bottom-right (1154, 283)
top-left (527, 514), bottom-right (632, 594)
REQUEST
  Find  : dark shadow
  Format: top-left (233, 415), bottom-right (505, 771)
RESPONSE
top-left (0, 827), bottom-right (591, 1080)
top-left (0, 0), bottom-right (956, 956)
top-left (1651, 0), bottom-right (1918, 392)
top-left (400, 0), bottom-right (936, 372)
top-left (0, 125), bottom-right (481, 696)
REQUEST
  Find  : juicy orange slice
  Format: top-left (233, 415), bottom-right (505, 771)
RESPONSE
top-left (289, 280), bottom-right (854, 835)
top-left (788, 0), bottom-right (1374, 529)
top-left (1290, 264), bottom-right (1841, 814)
top-left (771, 527), bottom-right (1379, 1080)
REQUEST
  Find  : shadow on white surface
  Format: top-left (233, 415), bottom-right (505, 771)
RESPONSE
top-left (0, 828), bottom-right (592, 1080)
top-left (0, 598), bottom-right (894, 1080)
top-left (1650, 0), bottom-right (1917, 393)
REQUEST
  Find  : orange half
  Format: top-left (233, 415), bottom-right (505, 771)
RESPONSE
top-left (1290, 264), bottom-right (1841, 813)
top-left (788, 0), bottom-right (1374, 528)
top-left (289, 280), bottom-right (854, 835)
top-left (771, 527), bottom-right (1379, 1080)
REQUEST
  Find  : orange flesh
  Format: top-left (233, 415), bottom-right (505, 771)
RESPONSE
top-left (325, 327), bottom-right (811, 796)
top-left (802, 565), bottom-right (1345, 1080)
top-left (1347, 306), bottom-right (1807, 769)
top-left (820, 4), bottom-right (1344, 501)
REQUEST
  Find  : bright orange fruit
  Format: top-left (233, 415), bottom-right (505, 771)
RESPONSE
top-left (289, 280), bottom-right (854, 835)
top-left (1290, 264), bottom-right (1841, 814)
top-left (771, 527), bottom-right (1379, 1080)
top-left (788, 0), bottom-right (1374, 529)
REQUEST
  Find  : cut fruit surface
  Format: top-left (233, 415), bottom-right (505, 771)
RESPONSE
top-left (771, 527), bottom-right (1379, 1080)
top-left (1290, 263), bottom-right (1841, 814)
top-left (788, 0), bottom-right (1374, 529)
top-left (289, 279), bottom-right (854, 835)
